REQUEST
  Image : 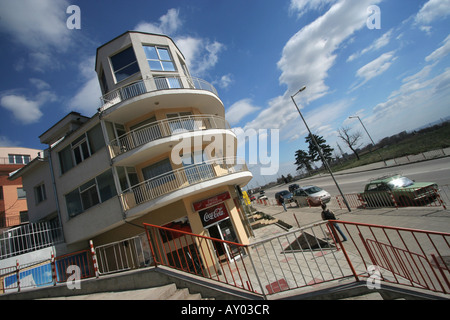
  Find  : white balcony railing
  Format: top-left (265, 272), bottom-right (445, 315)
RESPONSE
top-left (119, 157), bottom-right (249, 211)
top-left (108, 115), bottom-right (230, 158)
top-left (99, 76), bottom-right (219, 112)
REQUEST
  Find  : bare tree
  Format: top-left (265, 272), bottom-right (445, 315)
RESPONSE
top-left (338, 126), bottom-right (363, 160)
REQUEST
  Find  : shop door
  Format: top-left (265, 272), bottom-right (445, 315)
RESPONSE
top-left (207, 218), bottom-right (240, 261)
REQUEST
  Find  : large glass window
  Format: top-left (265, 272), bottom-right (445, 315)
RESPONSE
top-left (87, 124), bottom-right (105, 154)
top-left (142, 158), bottom-right (174, 187)
top-left (34, 184), bottom-right (47, 204)
top-left (111, 46), bottom-right (140, 82)
top-left (58, 124), bottom-right (105, 174)
top-left (144, 46), bottom-right (176, 72)
top-left (142, 159), bottom-right (173, 180)
top-left (17, 188), bottom-right (26, 199)
top-left (96, 170), bottom-right (116, 202)
top-left (8, 154), bottom-right (31, 164)
top-left (80, 179), bottom-right (99, 210)
top-left (65, 169), bottom-right (117, 218)
top-left (66, 189), bottom-right (83, 218)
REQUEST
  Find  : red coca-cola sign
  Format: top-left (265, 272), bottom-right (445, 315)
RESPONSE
top-left (199, 203), bottom-right (229, 227)
top-left (193, 192), bottom-right (231, 211)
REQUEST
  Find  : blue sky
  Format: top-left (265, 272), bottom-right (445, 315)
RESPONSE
top-left (1, 0), bottom-right (450, 187)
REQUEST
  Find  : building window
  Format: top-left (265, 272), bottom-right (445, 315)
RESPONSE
top-left (8, 154), bottom-right (31, 164)
top-left (142, 158), bottom-right (174, 187)
top-left (65, 170), bottom-right (117, 218)
top-left (20, 211), bottom-right (29, 223)
top-left (72, 135), bottom-right (91, 165)
top-left (58, 124), bottom-right (105, 174)
top-left (80, 179), bottom-right (100, 210)
top-left (144, 46), bottom-right (176, 72)
top-left (17, 188), bottom-right (26, 199)
top-left (111, 46), bottom-right (140, 82)
top-left (34, 184), bottom-right (47, 204)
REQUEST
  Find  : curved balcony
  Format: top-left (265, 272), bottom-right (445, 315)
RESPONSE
top-left (119, 157), bottom-right (251, 213)
top-left (108, 115), bottom-right (231, 159)
top-left (99, 76), bottom-right (219, 113)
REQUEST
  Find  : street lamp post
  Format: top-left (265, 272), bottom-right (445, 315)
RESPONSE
top-left (291, 86), bottom-right (351, 212)
top-left (349, 115), bottom-right (386, 166)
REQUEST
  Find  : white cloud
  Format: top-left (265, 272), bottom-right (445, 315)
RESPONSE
top-left (242, 0), bottom-right (381, 143)
top-left (347, 29), bottom-right (393, 62)
top-left (425, 34), bottom-right (450, 62)
top-left (1, 95), bottom-right (43, 124)
top-left (415, 0), bottom-right (450, 24)
top-left (134, 8), bottom-right (181, 35)
top-left (279, 0), bottom-right (382, 102)
top-left (215, 74), bottom-right (234, 89)
top-left (175, 37), bottom-right (225, 76)
top-left (134, 9), bottom-right (225, 76)
top-left (0, 0), bottom-right (78, 74)
top-left (289, 0), bottom-right (337, 17)
top-left (366, 65), bottom-right (450, 141)
top-left (0, 0), bottom-right (71, 51)
top-left (226, 99), bottom-right (261, 125)
top-left (29, 78), bottom-right (51, 90)
top-left (0, 136), bottom-right (19, 147)
top-left (68, 56), bottom-right (102, 116)
top-left (350, 51), bottom-right (397, 91)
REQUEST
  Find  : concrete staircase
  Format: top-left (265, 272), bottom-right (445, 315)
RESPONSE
top-left (41, 283), bottom-right (210, 300)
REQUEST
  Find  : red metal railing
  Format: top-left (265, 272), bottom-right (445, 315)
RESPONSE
top-left (54, 250), bottom-right (95, 283)
top-left (143, 223), bottom-right (258, 293)
top-left (330, 221), bottom-right (450, 294)
top-left (144, 220), bottom-right (450, 298)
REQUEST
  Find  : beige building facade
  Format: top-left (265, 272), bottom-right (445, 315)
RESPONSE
top-left (12, 32), bottom-right (253, 261)
top-left (0, 147), bottom-right (42, 228)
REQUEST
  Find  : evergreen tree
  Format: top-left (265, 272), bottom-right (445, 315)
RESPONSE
top-left (294, 149), bottom-right (313, 174)
top-left (305, 133), bottom-right (334, 163)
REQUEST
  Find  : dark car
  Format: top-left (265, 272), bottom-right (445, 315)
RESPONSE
top-left (288, 184), bottom-right (300, 193)
top-left (275, 190), bottom-right (293, 204)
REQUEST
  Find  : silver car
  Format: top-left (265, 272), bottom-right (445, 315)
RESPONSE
top-left (293, 185), bottom-right (331, 207)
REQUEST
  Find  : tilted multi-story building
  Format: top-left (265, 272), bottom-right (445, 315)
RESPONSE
top-left (11, 31), bottom-right (253, 261)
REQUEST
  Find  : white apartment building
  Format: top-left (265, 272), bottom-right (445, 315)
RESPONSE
top-left (11, 31), bottom-right (253, 258)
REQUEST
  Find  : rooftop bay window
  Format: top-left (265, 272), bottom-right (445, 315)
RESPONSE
top-left (111, 46), bottom-right (140, 83)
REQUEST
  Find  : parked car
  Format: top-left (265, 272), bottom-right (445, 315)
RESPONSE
top-left (289, 184), bottom-right (300, 193)
top-left (359, 174), bottom-right (438, 207)
top-left (275, 190), bottom-right (293, 204)
top-left (293, 185), bottom-right (331, 207)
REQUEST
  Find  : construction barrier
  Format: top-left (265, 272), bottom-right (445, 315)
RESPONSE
top-left (0, 259), bottom-right (53, 293)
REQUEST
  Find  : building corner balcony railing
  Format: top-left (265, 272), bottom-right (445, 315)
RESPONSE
top-left (108, 114), bottom-right (231, 159)
top-left (99, 76), bottom-right (219, 113)
top-left (119, 157), bottom-right (249, 212)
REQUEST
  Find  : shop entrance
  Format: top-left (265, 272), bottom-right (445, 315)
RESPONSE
top-left (206, 218), bottom-right (240, 261)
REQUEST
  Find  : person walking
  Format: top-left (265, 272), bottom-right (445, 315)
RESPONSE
top-left (321, 203), bottom-right (347, 242)
top-left (279, 194), bottom-right (287, 211)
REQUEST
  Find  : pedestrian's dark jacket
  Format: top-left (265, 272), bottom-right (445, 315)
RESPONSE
top-left (321, 208), bottom-right (336, 221)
